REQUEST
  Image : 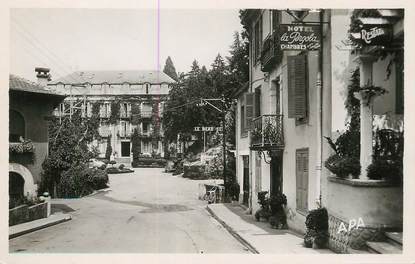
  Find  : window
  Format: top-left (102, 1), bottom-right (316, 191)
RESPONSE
top-left (119, 121), bottom-right (130, 137)
top-left (240, 105), bottom-right (246, 136)
top-left (100, 102), bottom-right (111, 118)
top-left (82, 102), bottom-right (92, 118)
top-left (120, 102), bottom-right (131, 118)
top-left (254, 86), bottom-right (261, 117)
top-left (244, 92), bottom-right (255, 132)
top-left (287, 54), bottom-right (308, 124)
top-left (296, 148), bottom-right (309, 214)
top-left (59, 103), bottom-right (65, 116)
top-left (9, 110), bottom-right (25, 142)
top-left (254, 16), bottom-right (263, 62)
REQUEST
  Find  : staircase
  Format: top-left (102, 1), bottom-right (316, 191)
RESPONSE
top-left (366, 232), bottom-right (402, 254)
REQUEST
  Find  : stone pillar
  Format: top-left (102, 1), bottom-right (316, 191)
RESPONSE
top-left (353, 55), bottom-right (376, 180)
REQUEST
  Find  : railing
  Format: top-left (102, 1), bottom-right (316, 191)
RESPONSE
top-left (98, 126), bottom-right (111, 137)
top-left (250, 114), bottom-right (284, 150)
top-left (260, 32), bottom-right (282, 72)
top-left (141, 111), bottom-right (153, 118)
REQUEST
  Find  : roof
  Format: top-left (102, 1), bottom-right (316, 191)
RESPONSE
top-left (9, 74), bottom-right (66, 97)
top-left (49, 70), bottom-right (176, 85)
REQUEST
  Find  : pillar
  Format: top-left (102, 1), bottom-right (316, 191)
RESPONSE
top-left (353, 55), bottom-right (376, 180)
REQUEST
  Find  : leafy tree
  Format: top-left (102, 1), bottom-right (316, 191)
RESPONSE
top-left (40, 111), bottom-right (97, 196)
top-left (163, 56), bottom-right (178, 81)
top-left (131, 128), bottom-right (141, 165)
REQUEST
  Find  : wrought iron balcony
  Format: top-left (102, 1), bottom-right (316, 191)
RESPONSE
top-left (260, 32), bottom-right (282, 72)
top-left (141, 111), bottom-right (153, 118)
top-left (250, 114), bottom-right (284, 151)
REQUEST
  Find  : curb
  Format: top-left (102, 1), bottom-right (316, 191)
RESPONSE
top-left (206, 205), bottom-right (259, 254)
top-left (9, 215), bottom-right (72, 239)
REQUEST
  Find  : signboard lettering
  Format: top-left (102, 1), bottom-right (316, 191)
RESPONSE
top-left (279, 24), bottom-right (321, 50)
top-left (350, 25), bottom-right (392, 46)
top-left (194, 127), bottom-right (222, 132)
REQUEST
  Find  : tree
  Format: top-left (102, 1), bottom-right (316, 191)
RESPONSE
top-left (40, 110), bottom-right (97, 196)
top-left (105, 135), bottom-right (112, 160)
top-left (163, 56), bottom-right (178, 81)
top-left (131, 128), bottom-right (141, 165)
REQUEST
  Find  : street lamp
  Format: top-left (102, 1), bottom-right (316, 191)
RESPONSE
top-left (196, 97), bottom-right (228, 200)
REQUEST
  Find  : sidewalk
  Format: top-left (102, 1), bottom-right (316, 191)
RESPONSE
top-left (9, 213), bottom-right (72, 239)
top-left (207, 203), bottom-right (333, 254)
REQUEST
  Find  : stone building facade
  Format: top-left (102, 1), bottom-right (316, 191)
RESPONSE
top-left (47, 70), bottom-right (175, 165)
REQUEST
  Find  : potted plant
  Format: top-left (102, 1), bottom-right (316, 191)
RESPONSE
top-left (254, 191), bottom-right (271, 221)
top-left (304, 207), bottom-right (329, 248)
top-left (269, 192), bottom-right (287, 229)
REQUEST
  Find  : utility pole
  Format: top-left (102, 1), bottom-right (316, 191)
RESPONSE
top-left (222, 101), bottom-right (227, 199)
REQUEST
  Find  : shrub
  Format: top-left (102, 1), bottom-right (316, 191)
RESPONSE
top-left (304, 208), bottom-right (329, 248)
top-left (57, 164), bottom-right (108, 198)
top-left (367, 158), bottom-right (402, 183)
top-left (325, 154), bottom-right (361, 178)
top-left (85, 168), bottom-right (109, 190)
top-left (57, 165), bottom-right (91, 198)
top-left (227, 181), bottom-right (240, 201)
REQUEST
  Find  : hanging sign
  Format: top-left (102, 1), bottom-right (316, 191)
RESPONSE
top-left (194, 127), bottom-right (222, 132)
top-left (350, 25), bottom-right (392, 46)
top-left (279, 24), bottom-right (321, 50)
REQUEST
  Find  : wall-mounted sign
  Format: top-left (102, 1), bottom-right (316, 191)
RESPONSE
top-left (350, 25), bottom-right (392, 46)
top-left (194, 126), bottom-right (222, 132)
top-left (279, 24), bottom-right (321, 50)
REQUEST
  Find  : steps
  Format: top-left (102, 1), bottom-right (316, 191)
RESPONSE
top-left (366, 232), bottom-right (402, 254)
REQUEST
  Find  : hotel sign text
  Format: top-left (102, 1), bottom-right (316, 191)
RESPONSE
top-left (279, 24), bottom-right (321, 51)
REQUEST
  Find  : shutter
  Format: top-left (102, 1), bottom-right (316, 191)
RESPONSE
top-left (302, 151), bottom-right (309, 211)
top-left (254, 88), bottom-right (261, 117)
top-left (287, 55), bottom-right (307, 118)
top-left (296, 152), bottom-right (302, 210)
top-left (245, 93), bottom-right (255, 131)
top-left (296, 149), bottom-right (309, 212)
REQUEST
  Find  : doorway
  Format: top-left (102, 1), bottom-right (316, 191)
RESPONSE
top-left (121, 141), bottom-right (131, 157)
top-left (270, 154), bottom-right (283, 196)
top-left (242, 155), bottom-right (249, 206)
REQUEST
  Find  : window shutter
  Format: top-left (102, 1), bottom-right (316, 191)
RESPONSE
top-left (245, 93), bottom-right (255, 131)
top-left (287, 55), bottom-right (307, 118)
top-left (254, 87), bottom-right (261, 117)
top-left (296, 149), bottom-right (309, 212)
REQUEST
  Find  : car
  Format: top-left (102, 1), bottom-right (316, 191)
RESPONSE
top-left (89, 158), bottom-right (106, 169)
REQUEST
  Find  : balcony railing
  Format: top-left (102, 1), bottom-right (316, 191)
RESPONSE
top-left (141, 111), bottom-right (153, 118)
top-left (260, 32), bottom-right (282, 72)
top-left (250, 114), bottom-right (284, 150)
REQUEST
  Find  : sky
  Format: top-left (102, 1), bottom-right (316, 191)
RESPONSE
top-left (10, 8), bottom-right (243, 82)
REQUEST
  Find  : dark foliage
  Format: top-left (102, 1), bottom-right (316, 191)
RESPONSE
top-left (304, 208), bottom-right (329, 248)
top-left (57, 165), bottom-right (108, 198)
top-left (105, 135), bottom-right (112, 160)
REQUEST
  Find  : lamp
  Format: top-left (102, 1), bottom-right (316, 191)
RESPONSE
top-left (286, 9), bottom-right (310, 22)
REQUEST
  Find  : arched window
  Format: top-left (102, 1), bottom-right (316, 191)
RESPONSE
top-left (9, 110), bottom-right (25, 142)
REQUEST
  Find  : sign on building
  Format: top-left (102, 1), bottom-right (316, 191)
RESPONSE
top-left (194, 127), bottom-right (223, 132)
top-left (279, 24), bottom-right (321, 50)
top-left (350, 25), bottom-right (392, 46)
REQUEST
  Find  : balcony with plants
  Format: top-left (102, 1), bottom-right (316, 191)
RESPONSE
top-left (260, 32), bottom-right (282, 73)
top-left (250, 114), bottom-right (284, 151)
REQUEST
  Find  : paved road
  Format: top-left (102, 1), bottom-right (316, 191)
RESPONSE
top-left (9, 168), bottom-right (249, 253)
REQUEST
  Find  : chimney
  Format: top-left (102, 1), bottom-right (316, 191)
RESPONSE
top-left (35, 67), bottom-right (51, 87)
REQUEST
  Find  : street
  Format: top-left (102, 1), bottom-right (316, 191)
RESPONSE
top-left (9, 168), bottom-right (249, 253)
